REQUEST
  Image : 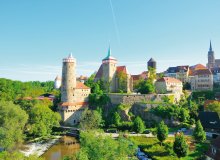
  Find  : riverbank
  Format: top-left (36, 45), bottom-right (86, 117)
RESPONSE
top-left (20, 136), bottom-right (61, 157)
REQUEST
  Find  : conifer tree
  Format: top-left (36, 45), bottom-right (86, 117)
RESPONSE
top-left (193, 120), bottom-right (206, 142)
top-left (173, 132), bottom-right (188, 159)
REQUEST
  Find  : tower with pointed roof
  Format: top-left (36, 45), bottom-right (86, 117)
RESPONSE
top-left (61, 53), bottom-right (76, 103)
top-left (148, 58), bottom-right (156, 70)
top-left (102, 46), bottom-right (117, 92)
top-left (207, 41), bottom-right (215, 69)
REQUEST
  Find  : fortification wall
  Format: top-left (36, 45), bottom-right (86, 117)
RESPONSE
top-left (108, 93), bottom-right (171, 105)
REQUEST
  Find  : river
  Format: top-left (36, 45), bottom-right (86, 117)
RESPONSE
top-left (42, 136), bottom-right (80, 160)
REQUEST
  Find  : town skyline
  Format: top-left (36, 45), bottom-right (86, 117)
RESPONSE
top-left (1, 0), bottom-right (220, 81)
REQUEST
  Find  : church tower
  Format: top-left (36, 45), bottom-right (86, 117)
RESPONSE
top-left (61, 53), bottom-right (76, 103)
top-left (102, 46), bottom-right (117, 92)
top-left (207, 41), bottom-right (215, 69)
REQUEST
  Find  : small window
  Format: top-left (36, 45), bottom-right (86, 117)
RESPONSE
top-left (212, 147), bottom-right (216, 155)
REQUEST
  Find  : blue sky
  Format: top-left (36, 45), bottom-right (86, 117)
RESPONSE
top-left (0, 0), bottom-right (220, 81)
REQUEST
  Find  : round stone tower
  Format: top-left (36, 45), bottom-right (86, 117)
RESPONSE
top-left (61, 53), bottom-right (76, 103)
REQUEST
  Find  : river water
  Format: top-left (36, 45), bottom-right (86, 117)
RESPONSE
top-left (42, 136), bottom-right (80, 160)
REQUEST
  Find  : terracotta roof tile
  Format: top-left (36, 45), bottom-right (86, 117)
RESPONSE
top-left (116, 66), bottom-right (127, 74)
top-left (157, 77), bottom-right (182, 83)
top-left (193, 69), bottom-right (212, 75)
top-left (76, 82), bottom-right (90, 89)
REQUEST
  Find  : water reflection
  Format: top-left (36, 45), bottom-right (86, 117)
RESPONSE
top-left (42, 136), bottom-right (80, 160)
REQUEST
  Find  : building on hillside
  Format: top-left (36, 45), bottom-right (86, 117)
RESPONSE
top-left (131, 71), bottom-right (148, 89)
top-left (95, 47), bottom-right (133, 93)
top-left (58, 54), bottom-right (91, 125)
top-left (211, 67), bottom-right (220, 84)
top-left (190, 68), bottom-right (213, 91)
top-left (164, 65), bottom-right (189, 83)
top-left (198, 112), bottom-right (220, 137)
top-left (206, 136), bottom-right (220, 160)
top-left (155, 77), bottom-right (183, 101)
top-left (207, 41), bottom-right (220, 69)
top-left (77, 75), bottom-right (88, 83)
top-left (131, 58), bottom-right (157, 90)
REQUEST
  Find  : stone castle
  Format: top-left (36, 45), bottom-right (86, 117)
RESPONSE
top-left (95, 47), bottom-right (133, 93)
top-left (56, 54), bottom-right (91, 125)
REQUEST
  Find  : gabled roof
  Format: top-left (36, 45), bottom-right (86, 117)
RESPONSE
top-left (190, 64), bottom-right (207, 71)
top-left (131, 75), bottom-right (141, 81)
top-left (116, 66), bottom-right (128, 74)
top-left (193, 69), bottom-right (212, 75)
top-left (156, 77), bottom-right (182, 83)
top-left (198, 112), bottom-right (220, 130)
top-left (76, 82), bottom-right (90, 89)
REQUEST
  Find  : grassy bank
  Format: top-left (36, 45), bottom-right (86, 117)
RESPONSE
top-left (128, 136), bottom-right (209, 160)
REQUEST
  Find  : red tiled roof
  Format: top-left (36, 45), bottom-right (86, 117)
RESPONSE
top-left (204, 100), bottom-right (220, 108)
top-left (193, 69), bottom-right (212, 75)
top-left (60, 102), bottom-right (88, 107)
top-left (131, 75), bottom-right (141, 81)
top-left (76, 82), bottom-right (90, 89)
top-left (116, 66), bottom-right (127, 74)
top-left (190, 64), bottom-right (207, 71)
top-left (157, 77), bottom-right (182, 83)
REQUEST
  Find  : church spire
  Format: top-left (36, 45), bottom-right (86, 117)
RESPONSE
top-left (108, 45), bottom-right (111, 57)
top-left (209, 40), bottom-right (212, 51)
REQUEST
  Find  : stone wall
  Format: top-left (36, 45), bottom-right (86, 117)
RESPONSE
top-left (108, 93), bottom-right (175, 105)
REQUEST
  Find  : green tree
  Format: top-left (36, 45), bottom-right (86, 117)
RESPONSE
top-left (78, 131), bottom-right (137, 160)
top-left (193, 120), bottom-right (206, 142)
top-left (80, 109), bottom-right (103, 130)
top-left (116, 70), bottom-right (128, 93)
top-left (179, 108), bottom-right (190, 123)
top-left (0, 151), bottom-right (44, 160)
top-left (29, 105), bottom-right (61, 137)
top-left (112, 112), bottom-right (121, 127)
top-left (137, 79), bottom-right (155, 94)
top-left (206, 101), bottom-right (220, 116)
top-left (133, 116), bottom-right (145, 133)
top-left (0, 101), bottom-right (28, 150)
top-left (156, 121), bottom-right (168, 145)
top-left (173, 132), bottom-right (188, 159)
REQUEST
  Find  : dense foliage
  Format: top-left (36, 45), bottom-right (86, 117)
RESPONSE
top-left (206, 101), bottom-right (220, 116)
top-left (173, 133), bottom-right (188, 158)
top-left (133, 116), bottom-right (145, 133)
top-left (0, 78), bottom-right (57, 101)
top-left (0, 151), bottom-right (44, 160)
top-left (79, 109), bottom-right (103, 130)
top-left (28, 105), bottom-right (61, 137)
top-left (193, 120), bottom-right (206, 143)
top-left (73, 131), bottom-right (137, 160)
top-left (0, 101), bottom-right (28, 150)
